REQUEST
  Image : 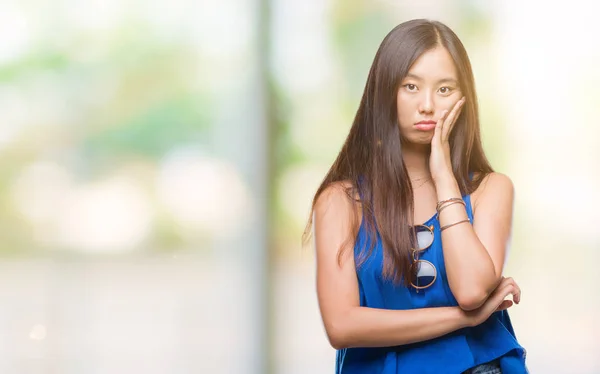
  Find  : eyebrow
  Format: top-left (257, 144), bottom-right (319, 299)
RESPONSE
top-left (404, 73), bottom-right (458, 85)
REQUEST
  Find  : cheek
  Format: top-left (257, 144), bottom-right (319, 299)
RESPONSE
top-left (442, 92), bottom-right (463, 107)
top-left (396, 94), bottom-right (415, 122)
top-left (397, 91), bottom-right (412, 105)
top-left (397, 107), bottom-right (412, 127)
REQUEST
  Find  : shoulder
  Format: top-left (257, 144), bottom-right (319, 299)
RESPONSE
top-left (312, 181), bottom-right (362, 258)
top-left (314, 181), bottom-right (358, 218)
top-left (476, 172), bottom-right (514, 194)
top-left (313, 180), bottom-right (364, 235)
top-left (471, 172), bottom-right (515, 213)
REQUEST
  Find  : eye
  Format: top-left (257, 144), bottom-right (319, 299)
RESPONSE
top-left (404, 84), bottom-right (417, 91)
top-left (439, 86), bottom-right (453, 95)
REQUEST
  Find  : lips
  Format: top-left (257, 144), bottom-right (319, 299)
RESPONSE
top-left (414, 120), bottom-right (437, 131)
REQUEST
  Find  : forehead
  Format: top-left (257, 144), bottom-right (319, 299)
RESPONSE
top-left (406, 46), bottom-right (457, 80)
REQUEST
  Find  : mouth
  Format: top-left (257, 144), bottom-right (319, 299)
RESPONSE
top-left (414, 120), bottom-right (437, 131)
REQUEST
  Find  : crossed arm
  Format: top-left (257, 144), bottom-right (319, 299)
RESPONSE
top-left (313, 179), bottom-right (520, 349)
top-left (434, 172), bottom-right (520, 310)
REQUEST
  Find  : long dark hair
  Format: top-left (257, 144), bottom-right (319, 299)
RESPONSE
top-left (303, 19), bottom-right (493, 285)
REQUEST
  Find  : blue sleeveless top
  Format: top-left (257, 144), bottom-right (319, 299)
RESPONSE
top-left (336, 194), bottom-right (528, 374)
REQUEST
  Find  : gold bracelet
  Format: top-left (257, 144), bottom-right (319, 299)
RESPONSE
top-left (437, 200), bottom-right (466, 215)
top-left (436, 197), bottom-right (463, 212)
top-left (440, 218), bottom-right (471, 232)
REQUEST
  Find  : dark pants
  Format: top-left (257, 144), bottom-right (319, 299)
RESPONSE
top-left (462, 359), bottom-right (502, 374)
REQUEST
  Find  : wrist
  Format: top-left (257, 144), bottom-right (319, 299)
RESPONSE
top-left (433, 175), bottom-right (460, 198)
top-left (432, 169), bottom-right (455, 185)
top-left (457, 307), bottom-right (475, 328)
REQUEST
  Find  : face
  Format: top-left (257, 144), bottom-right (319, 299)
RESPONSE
top-left (396, 46), bottom-right (462, 145)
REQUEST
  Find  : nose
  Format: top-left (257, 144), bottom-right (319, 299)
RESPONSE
top-left (418, 91), bottom-right (434, 115)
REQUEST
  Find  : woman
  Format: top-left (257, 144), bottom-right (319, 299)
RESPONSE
top-left (304, 19), bottom-right (528, 373)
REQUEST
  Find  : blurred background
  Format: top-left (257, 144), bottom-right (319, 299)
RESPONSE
top-left (0, 0), bottom-right (599, 373)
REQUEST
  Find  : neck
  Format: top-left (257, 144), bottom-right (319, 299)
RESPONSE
top-left (402, 142), bottom-right (431, 180)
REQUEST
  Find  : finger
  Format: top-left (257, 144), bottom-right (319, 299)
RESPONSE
top-left (514, 283), bottom-right (522, 304)
top-left (504, 284), bottom-right (519, 305)
top-left (491, 277), bottom-right (512, 296)
top-left (434, 110), bottom-right (448, 144)
top-left (495, 283), bottom-right (516, 303)
top-left (441, 97), bottom-right (465, 139)
top-left (501, 277), bottom-right (521, 304)
top-left (496, 300), bottom-right (513, 311)
top-left (502, 283), bottom-right (521, 306)
top-left (441, 97), bottom-right (465, 140)
top-left (437, 109), bottom-right (449, 129)
top-left (498, 276), bottom-right (515, 291)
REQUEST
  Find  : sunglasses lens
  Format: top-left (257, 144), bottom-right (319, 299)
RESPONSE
top-left (411, 260), bottom-right (436, 289)
top-left (415, 225), bottom-right (434, 250)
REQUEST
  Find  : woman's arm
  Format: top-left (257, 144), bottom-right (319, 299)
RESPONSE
top-left (313, 182), bottom-right (511, 349)
top-left (434, 172), bottom-right (519, 311)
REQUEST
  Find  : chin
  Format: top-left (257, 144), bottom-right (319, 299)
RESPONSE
top-left (405, 133), bottom-right (434, 145)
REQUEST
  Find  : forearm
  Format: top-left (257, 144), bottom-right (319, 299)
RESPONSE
top-left (330, 305), bottom-right (470, 349)
top-left (434, 176), bottom-right (499, 309)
